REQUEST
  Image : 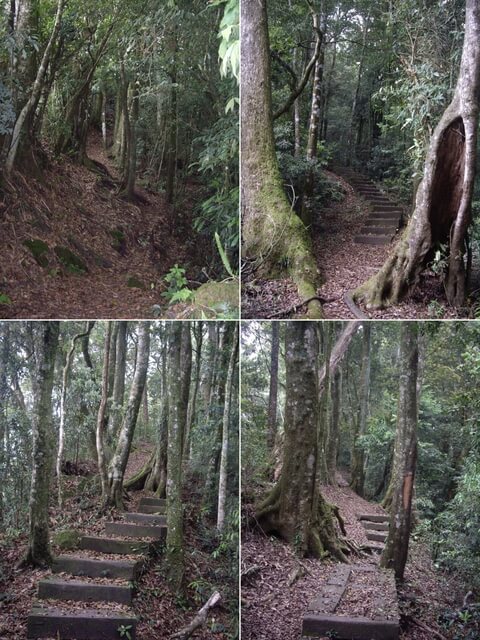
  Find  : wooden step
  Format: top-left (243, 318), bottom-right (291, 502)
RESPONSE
top-left (38, 577), bottom-right (133, 605)
top-left (138, 503), bottom-right (166, 514)
top-left (124, 512), bottom-right (167, 525)
top-left (138, 497), bottom-right (166, 507)
top-left (52, 555), bottom-right (140, 580)
top-left (371, 203), bottom-right (402, 211)
top-left (358, 514), bottom-right (389, 523)
top-left (364, 218), bottom-right (398, 226)
top-left (303, 613), bottom-right (399, 639)
top-left (362, 521), bottom-right (389, 531)
top-left (359, 227), bottom-right (396, 236)
top-left (105, 521), bottom-right (167, 540)
top-left (27, 605), bottom-right (137, 639)
top-left (364, 541), bottom-right (385, 553)
top-left (366, 530), bottom-right (388, 542)
top-left (354, 235), bottom-right (392, 245)
top-left (80, 535), bottom-right (150, 555)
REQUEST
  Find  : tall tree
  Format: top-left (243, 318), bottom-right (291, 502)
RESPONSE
top-left (97, 322), bottom-right (113, 501)
top-left (266, 322), bottom-right (280, 451)
top-left (241, 0), bottom-right (322, 317)
top-left (350, 323), bottom-right (371, 497)
top-left (354, 0), bottom-right (480, 309)
top-left (381, 322), bottom-right (419, 581)
top-left (256, 322), bottom-right (358, 560)
top-left (106, 321), bottom-right (150, 508)
top-left (21, 322), bottom-right (60, 567)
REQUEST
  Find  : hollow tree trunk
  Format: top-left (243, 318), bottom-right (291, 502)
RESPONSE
top-left (256, 322), bottom-right (350, 561)
top-left (241, 0), bottom-right (322, 317)
top-left (354, 0), bottom-right (480, 310)
top-left (23, 322), bottom-right (60, 567)
top-left (106, 322), bottom-right (150, 509)
top-left (266, 322), bottom-right (280, 451)
top-left (350, 323), bottom-right (371, 497)
top-left (380, 322), bottom-right (418, 581)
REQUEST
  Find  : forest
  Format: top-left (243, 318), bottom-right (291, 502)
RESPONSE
top-left (241, 0), bottom-right (480, 321)
top-left (241, 320), bottom-right (480, 640)
top-left (0, 0), bottom-right (239, 319)
top-left (0, 320), bottom-right (239, 639)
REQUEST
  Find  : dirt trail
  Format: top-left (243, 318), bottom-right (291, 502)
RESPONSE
top-left (314, 170), bottom-right (458, 319)
top-left (241, 473), bottom-right (464, 640)
top-left (0, 134), bottom-right (209, 318)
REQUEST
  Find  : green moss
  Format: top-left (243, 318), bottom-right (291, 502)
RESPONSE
top-left (192, 279), bottom-right (239, 317)
top-left (54, 246), bottom-right (88, 274)
top-left (24, 239), bottom-right (50, 267)
top-left (53, 529), bottom-right (81, 551)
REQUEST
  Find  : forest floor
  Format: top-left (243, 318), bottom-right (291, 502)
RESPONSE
top-left (242, 170), bottom-right (464, 319)
top-left (0, 441), bottom-right (237, 639)
top-left (241, 473), bottom-right (469, 640)
top-left (0, 133), bottom-right (214, 318)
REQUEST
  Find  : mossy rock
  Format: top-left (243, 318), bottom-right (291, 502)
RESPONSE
top-left (54, 529), bottom-right (81, 551)
top-left (24, 239), bottom-right (50, 268)
top-left (191, 279), bottom-right (239, 318)
top-left (110, 228), bottom-right (126, 255)
top-left (127, 275), bottom-right (145, 289)
top-left (54, 246), bottom-right (88, 274)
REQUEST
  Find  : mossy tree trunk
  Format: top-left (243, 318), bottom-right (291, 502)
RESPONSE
top-left (0, 324), bottom-right (10, 525)
top-left (22, 322), bottom-right (60, 567)
top-left (241, 0), bottom-right (322, 317)
top-left (166, 323), bottom-right (191, 591)
top-left (380, 322), bottom-right (419, 581)
top-left (350, 324), bottom-right (371, 497)
top-left (256, 322), bottom-right (350, 560)
top-left (105, 322), bottom-right (150, 509)
top-left (354, 0), bottom-right (480, 310)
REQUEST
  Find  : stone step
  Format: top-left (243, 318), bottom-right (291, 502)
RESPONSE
top-left (138, 497), bottom-right (166, 507)
top-left (138, 503), bottom-right (166, 514)
top-left (358, 514), bottom-right (389, 523)
top-left (52, 555), bottom-right (140, 580)
top-left (105, 521), bottom-right (167, 540)
top-left (302, 613), bottom-right (399, 640)
top-left (27, 605), bottom-right (137, 639)
top-left (359, 227), bottom-right (396, 236)
top-left (354, 235), bottom-right (392, 245)
top-left (38, 577), bottom-right (133, 605)
top-left (366, 530), bottom-right (388, 542)
top-left (124, 512), bottom-right (167, 525)
top-left (80, 535), bottom-right (150, 555)
top-left (362, 521), bottom-right (389, 532)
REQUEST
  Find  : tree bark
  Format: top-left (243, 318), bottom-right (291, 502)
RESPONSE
top-left (266, 322), bottom-right (280, 451)
top-left (109, 321), bottom-right (127, 440)
top-left (326, 366), bottom-right (341, 484)
top-left (106, 322), bottom-right (150, 509)
top-left (380, 322), bottom-right (419, 581)
top-left (22, 322), bottom-right (60, 567)
top-left (241, 0), bottom-right (323, 317)
top-left (354, 0), bottom-right (480, 309)
top-left (350, 324), bottom-right (371, 497)
top-left (184, 322), bottom-right (203, 462)
top-left (217, 324), bottom-right (238, 531)
top-left (256, 322), bottom-right (348, 560)
top-left (97, 323), bottom-right (113, 501)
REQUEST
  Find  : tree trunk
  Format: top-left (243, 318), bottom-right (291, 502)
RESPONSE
top-left (22, 322), bottom-right (60, 567)
top-left (217, 324), bottom-right (238, 531)
top-left (184, 322), bottom-right (203, 462)
top-left (5, 0), bottom-right (66, 175)
top-left (106, 322), bottom-right (150, 509)
top-left (316, 323), bottom-right (331, 485)
top-left (166, 323), bottom-right (190, 591)
top-left (96, 323), bottom-right (113, 501)
top-left (380, 322), bottom-right (419, 581)
top-left (109, 321), bottom-right (127, 440)
top-left (350, 324), bottom-right (371, 497)
top-left (165, 28), bottom-right (178, 204)
top-left (326, 367), bottom-right (341, 484)
top-left (354, 0), bottom-right (480, 310)
top-left (256, 322), bottom-right (348, 561)
top-left (345, 15), bottom-right (369, 165)
top-left (266, 322), bottom-right (280, 451)
top-left (241, 0), bottom-right (322, 317)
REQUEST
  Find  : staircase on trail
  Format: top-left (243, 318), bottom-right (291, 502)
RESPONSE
top-left (302, 561), bottom-right (399, 640)
top-left (340, 169), bottom-right (404, 246)
top-left (358, 513), bottom-right (389, 553)
top-left (27, 496), bottom-right (166, 640)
